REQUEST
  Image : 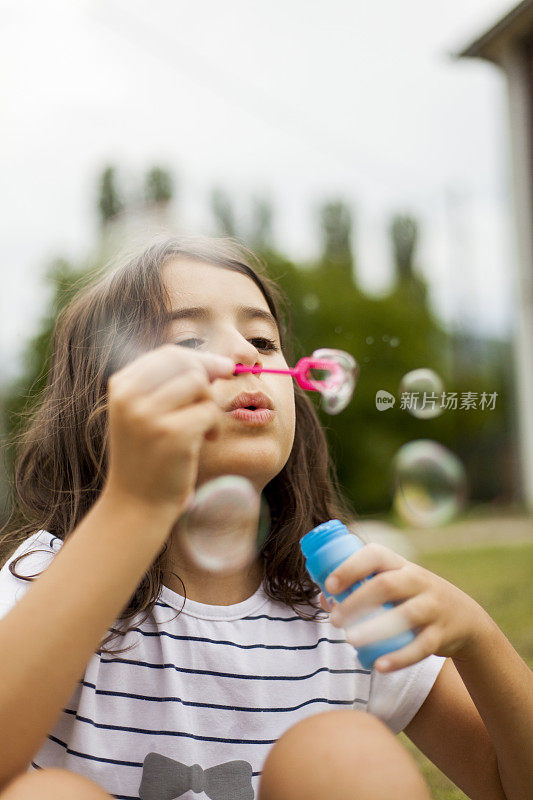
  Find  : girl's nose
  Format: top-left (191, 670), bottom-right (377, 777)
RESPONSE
top-left (225, 336), bottom-right (263, 371)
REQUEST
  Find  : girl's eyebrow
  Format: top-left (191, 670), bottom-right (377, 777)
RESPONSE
top-left (166, 304), bottom-right (279, 334)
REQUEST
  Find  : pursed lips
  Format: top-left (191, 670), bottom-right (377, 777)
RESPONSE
top-left (224, 391), bottom-right (274, 413)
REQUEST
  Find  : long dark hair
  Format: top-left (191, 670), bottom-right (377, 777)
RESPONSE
top-left (1, 235), bottom-right (357, 655)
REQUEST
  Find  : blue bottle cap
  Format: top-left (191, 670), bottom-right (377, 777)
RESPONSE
top-left (300, 519), bottom-right (345, 557)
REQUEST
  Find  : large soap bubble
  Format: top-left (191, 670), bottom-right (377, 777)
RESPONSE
top-left (399, 369), bottom-right (445, 419)
top-left (176, 475), bottom-right (270, 573)
top-left (311, 348), bottom-right (359, 415)
top-left (392, 440), bottom-right (467, 528)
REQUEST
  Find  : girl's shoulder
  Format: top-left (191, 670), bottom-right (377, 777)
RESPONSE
top-left (2, 528), bottom-right (62, 564)
top-left (0, 529), bottom-right (62, 618)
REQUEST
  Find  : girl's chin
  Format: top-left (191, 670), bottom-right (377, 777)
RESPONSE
top-left (196, 459), bottom-right (280, 493)
top-left (197, 432), bottom-right (292, 488)
top-left (195, 467), bottom-right (271, 493)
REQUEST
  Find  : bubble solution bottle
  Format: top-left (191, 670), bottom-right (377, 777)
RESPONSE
top-left (300, 519), bottom-right (415, 669)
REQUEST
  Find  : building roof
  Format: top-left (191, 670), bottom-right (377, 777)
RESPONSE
top-left (453, 0), bottom-right (533, 63)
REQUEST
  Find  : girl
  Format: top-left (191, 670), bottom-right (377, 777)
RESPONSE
top-left (0, 235), bottom-right (531, 800)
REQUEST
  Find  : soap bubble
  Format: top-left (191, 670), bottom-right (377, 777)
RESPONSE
top-left (399, 369), bottom-right (445, 419)
top-left (389, 337), bottom-right (400, 348)
top-left (177, 475), bottom-right (270, 572)
top-left (392, 440), bottom-right (467, 528)
top-left (382, 334), bottom-right (389, 343)
top-left (311, 348), bottom-right (359, 415)
top-left (302, 293), bottom-right (320, 312)
top-left (365, 336), bottom-right (374, 345)
top-left (335, 326), bottom-right (343, 334)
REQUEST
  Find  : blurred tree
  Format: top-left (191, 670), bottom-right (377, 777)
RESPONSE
top-left (3, 258), bottom-right (96, 491)
top-left (319, 199), bottom-right (354, 278)
top-left (264, 211), bottom-right (514, 515)
top-left (390, 213), bottom-right (418, 281)
top-left (389, 213), bottom-right (428, 307)
top-left (265, 229), bottom-right (442, 512)
top-left (98, 166), bottom-right (124, 227)
top-left (144, 166), bottom-right (173, 208)
top-left (0, 388), bottom-right (10, 522)
top-left (249, 195), bottom-right (274, 252)
top-left (210, 188), bottom-right (237, 237)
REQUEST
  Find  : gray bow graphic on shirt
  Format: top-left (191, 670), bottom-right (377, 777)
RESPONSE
top-left (139, 752), bottom-right (254, 800)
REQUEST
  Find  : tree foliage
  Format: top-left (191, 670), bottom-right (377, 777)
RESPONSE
top-left (144, 167), bottom-right (173, 207)
top-left (98, 166), bottom-right (124, 227)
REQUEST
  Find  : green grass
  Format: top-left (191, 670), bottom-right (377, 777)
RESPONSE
top-left (397, 542), bottom-right (533, 799)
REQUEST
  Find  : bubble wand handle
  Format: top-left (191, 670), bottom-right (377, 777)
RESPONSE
top-left (233, 364), bottom-right (298, 377)
top-left (233, 357), bottom-right (343, 392)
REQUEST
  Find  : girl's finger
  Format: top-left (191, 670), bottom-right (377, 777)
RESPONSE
top-left (324, 541), bottom-right (406, 594)
top-left (338, 598), bottom-right (421, 648)
top-left (329, 566), bottom-right (419, 626)
top-left (373, 625), bottom-right (442, 673)
top-left (112, 345), bottom-right (233, 398)
top-left (163, 398), bottom-right (223, 443)
top-left (138, 368), bottom-right (214, 417)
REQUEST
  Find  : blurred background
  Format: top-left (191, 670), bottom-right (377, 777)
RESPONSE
top-left (1, 2), bottom-right (532, 796)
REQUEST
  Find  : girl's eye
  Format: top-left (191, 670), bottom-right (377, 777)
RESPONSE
top-left (176, 338), bottom-right (203, 350)
top-left (175, 337), bottom-right (279, 352)
top-left (176, 338), bottom-right (205, 349)
top-left (250, 337), bottom-right (279, 352)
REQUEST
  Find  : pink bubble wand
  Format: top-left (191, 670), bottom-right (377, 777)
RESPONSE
top-left (234, 356), bottom-right (345, 392)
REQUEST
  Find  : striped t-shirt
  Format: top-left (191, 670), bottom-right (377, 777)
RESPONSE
top-left (0, 530), bottom-right (445, 800)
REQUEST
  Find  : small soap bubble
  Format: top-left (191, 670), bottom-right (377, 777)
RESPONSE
top-left (399, 368), bottom-right (445, 419)
top-left (382, 334), bottom-right (389, 342)
top-left (389, 337), bottom-right (400, 348)
top-left (302, 293), bottom-right (320, 313)
top-left (365, 336), bottom-right (374, 345)
top-left (335, 326), bottom-right (343, 334)
top-left (312, 348), bottom-right (359, 415)
top-left (177, 475), bottom-right (270, 572)
top-left (392, 440), bottom-right (467, 528)
top-left (363, 357), bottom-right (370, 363)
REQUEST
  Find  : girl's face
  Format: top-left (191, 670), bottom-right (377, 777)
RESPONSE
top-left (162, 258), bottom-right (296, 492)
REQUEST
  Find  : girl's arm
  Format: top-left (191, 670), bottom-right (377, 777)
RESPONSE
top-left (0, 490), bottom-right (177, 790)
top-left (0, 345), bottom-right (233, 790)
top-left (452, 615), bottom-right (533, 800)
top-left (324, 542), bottom-right (533, 800)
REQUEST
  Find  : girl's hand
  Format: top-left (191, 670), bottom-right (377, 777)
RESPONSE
top-left (317, 541), bottom-right (491, 673)
top-left (104, 344), bottom-right (234, 525)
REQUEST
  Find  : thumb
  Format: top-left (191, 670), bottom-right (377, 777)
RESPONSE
top-left (197, 352), bottom-right (235, 382)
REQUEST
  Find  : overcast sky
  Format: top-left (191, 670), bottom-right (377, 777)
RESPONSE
top-left (0, 0), bottom-right (522, 383)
